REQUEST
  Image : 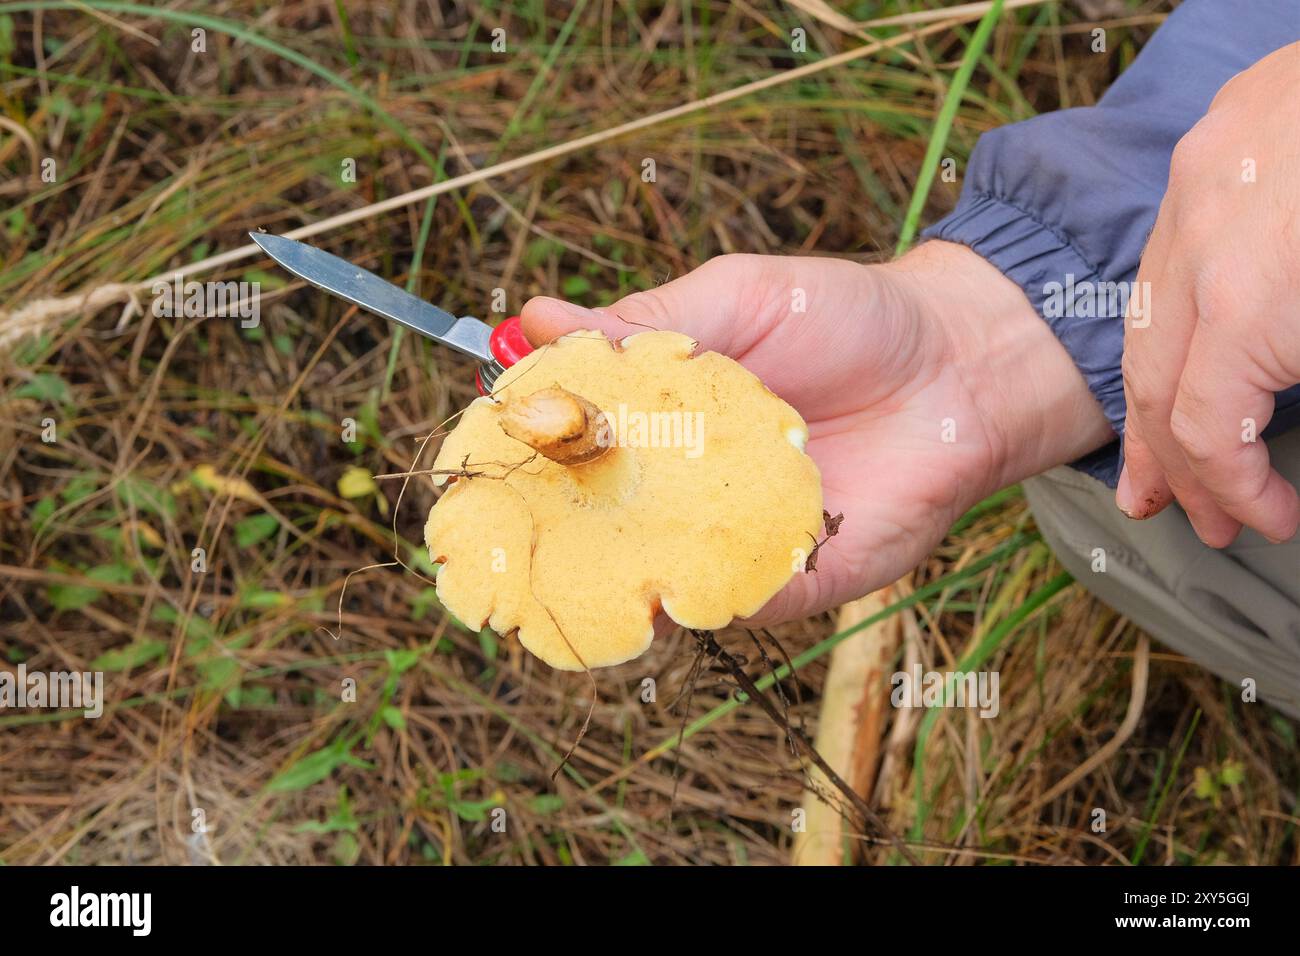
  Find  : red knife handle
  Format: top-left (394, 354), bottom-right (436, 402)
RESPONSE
top-left (476, 316), bottom-right (534, 395)
top-left (490, 316), bottom-right (534, 367)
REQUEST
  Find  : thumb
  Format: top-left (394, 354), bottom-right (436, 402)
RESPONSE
top-left (520, 258), bottom-right (747, 350)
top-left (519, 297), bottom-right (633, 347)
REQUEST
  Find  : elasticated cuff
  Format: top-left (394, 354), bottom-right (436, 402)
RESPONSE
top-left (923, 193), bottom-right (1125, 487)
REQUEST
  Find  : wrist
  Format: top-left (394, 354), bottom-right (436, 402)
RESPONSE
top-left (883, 240), bottom-right (1114, 498)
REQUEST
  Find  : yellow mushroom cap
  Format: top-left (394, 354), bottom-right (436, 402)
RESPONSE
top-left (424, 329), bottom-right (823, 670)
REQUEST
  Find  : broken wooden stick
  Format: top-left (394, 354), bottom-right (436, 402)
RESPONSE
top-left (792, 585), bottom-right (904, 865)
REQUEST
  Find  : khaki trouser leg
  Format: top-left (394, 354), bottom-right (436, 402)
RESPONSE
top-left (1023, 429), bottom-right (1300, 719)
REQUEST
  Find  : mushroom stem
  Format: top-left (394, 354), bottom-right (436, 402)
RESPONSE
top-left (497, 386), bottom-right (611, 465)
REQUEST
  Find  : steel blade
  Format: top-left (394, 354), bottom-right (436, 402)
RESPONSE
top-left (249, 232), bottom-right (492, 362)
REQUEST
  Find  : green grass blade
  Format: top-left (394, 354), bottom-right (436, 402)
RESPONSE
top-left (894, 0), bottom-right (1004, 254)
top-left (642, 530), bottom-right (1041, 761)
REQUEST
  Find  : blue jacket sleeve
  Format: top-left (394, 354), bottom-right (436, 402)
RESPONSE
top-left (921, 0), bottom-right (1300, 486)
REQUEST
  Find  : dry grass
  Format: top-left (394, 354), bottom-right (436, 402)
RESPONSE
top-left (1, 0), bottom-right (1296, 866)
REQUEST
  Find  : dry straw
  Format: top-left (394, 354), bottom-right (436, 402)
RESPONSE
top-left (0, 0), bottom-right (1051, 349)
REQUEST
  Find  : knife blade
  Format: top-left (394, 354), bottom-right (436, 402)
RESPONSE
top-left (248, 232), bottom-right (493, 363)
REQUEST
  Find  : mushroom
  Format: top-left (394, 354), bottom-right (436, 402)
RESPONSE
top-left (424, 329), bottom-right (823, 670)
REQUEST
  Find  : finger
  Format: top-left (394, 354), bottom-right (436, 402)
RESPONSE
top-left (1119, 408), bottom-right (1243, 545)
top-left (1119, 237), bottom-right (1241, 543)
top-left (1170, 326), bottom-right (1300, 542)
top-left (1123, 418), bottom-right (1242, 546)
top-left (1118, 219), bottom-right (1184, 519)
top-left (521, 258), bottom-right (754, 351)
top-left (1117, 415), bottom-right (1173, 518)
top-left (1116, 257), bottom-right (1187, 519)
top-left (1123, 400), bottom-right (1244, 547)
top-left (519, 297), bottom-right (634, 347)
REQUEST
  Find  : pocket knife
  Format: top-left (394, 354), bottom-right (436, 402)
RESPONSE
top-left (249, 232), bottom-right (534, 394)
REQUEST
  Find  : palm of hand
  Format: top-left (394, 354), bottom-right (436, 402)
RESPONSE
top-left (522, 253), bottom-right (1000, 624)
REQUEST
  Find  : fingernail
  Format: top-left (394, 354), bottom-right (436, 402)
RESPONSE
top-left (1115, 467), bottom-right (1136, 517)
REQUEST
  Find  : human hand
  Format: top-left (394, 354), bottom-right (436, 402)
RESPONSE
top-left (1117, 41), bottom-right (1300, 545)
top-left (521, 240), bottom-right (1112, 625)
